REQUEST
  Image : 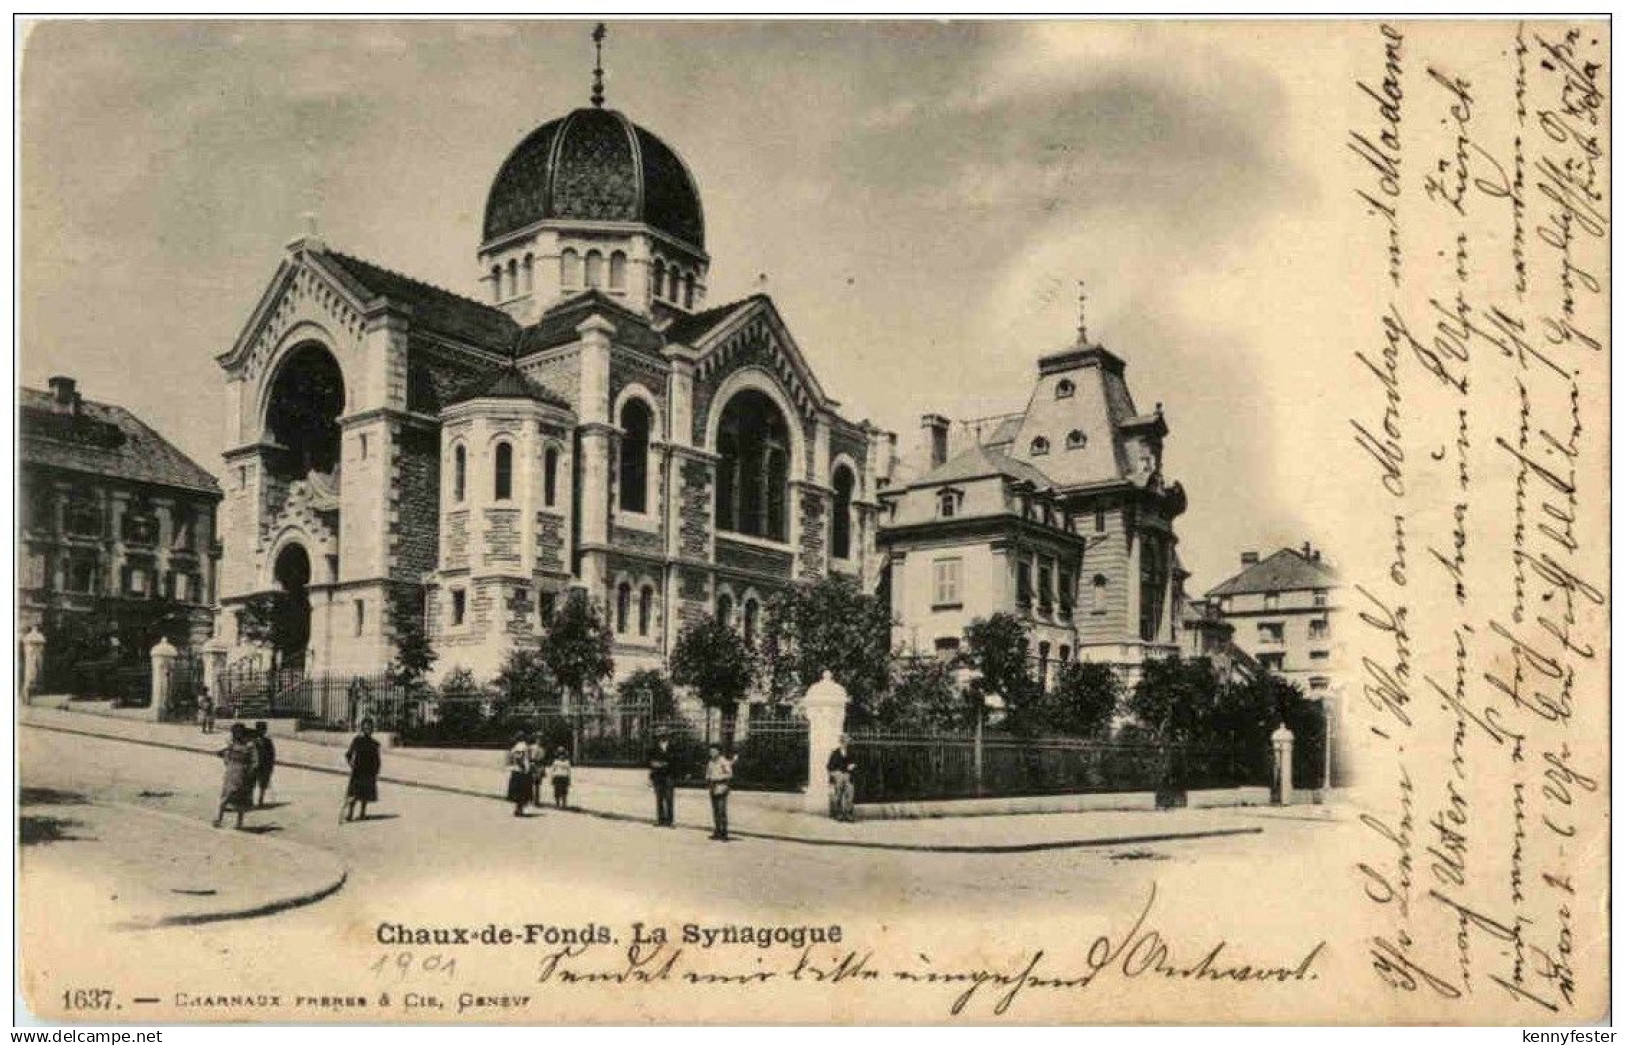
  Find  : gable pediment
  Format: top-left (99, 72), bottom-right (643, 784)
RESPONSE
top-left (688, 298), bottom-right (835, 422)
top-left (216, 250), bottom-right (372, 383)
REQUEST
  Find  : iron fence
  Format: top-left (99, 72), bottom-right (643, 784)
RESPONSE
top-left (846, 728), bottom-right (1268, 803)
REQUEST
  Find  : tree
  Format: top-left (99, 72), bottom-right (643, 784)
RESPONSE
top-left (1127, 655), bottom-right (1222, 743)
top-left (235, 591), bottom-right (304, 670)
top-left (759, 574), bottom-right (894, 717)
top-left (670, 614), bottom-right (757, 738)
top-left (962, 613), bottom-right (1039, 717)
top-left (539, 589), bottom-right (614, 710)
top-left (618, 668), bottom-right (676, 717)
top-left (874, 655), bottom-right (967, 731)
top-left (492, 647), bottom-right (561, 705)
top-left (1021, 661), bottom-right (1121, 738)
top-left (386, 596), bottom-right (437, 693)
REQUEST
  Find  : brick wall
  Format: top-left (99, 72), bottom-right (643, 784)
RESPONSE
top-left (536, 511), bottom-right (566, 572)
top-left (677, 457), bottom-right (713, 560)
top-left (714, 536), bottom-right (793, 578)
top-left (798, 487), bottom-right (828, 579)
top-left (391, 423), bottom-right (440, 582)
top-left (482, 508), bottom-right (522, 568)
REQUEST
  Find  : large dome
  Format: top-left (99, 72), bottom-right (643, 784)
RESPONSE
top-left (482, 106), bottom-right (705, 251)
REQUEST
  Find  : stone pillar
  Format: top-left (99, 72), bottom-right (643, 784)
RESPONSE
top-left (148, 638), bottom-right (179, 723)
top-left (802, 670), bottom-right (849, 813)
top-left (21, 627), bottom-right (46, 703)
top-left (202, 634), bottom-right (230, 703)
top-left (577, 316), bottom-right (616, 597)
top-left (1271, 722), bottom-right (1295, 806)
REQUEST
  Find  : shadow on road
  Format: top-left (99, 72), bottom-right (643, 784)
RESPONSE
top-left (20, 815), bottom-right (92, 845)
top-left (20, 786), bottom-right (89, 806)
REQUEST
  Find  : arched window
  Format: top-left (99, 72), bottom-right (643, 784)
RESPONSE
top-left (683, 272), bottom-right (695, 309)
top-left (609, 251), bottom-right (627, 292)
top-left (543, 446), bottom-right (559, 508)
top-left (561, 248), bottom-right (581, 287)
top-left (668, 266), bottom-right (681, 301)
top-left (652, 258), bottom-right (666, 299)
top-left (1030, 436), bottom-right (1050, 456)
top-left (716, 593), bottom-right (733, 627)
top-left (585, 250), bottom-right (604, 289)
top-left (1066, 429), bottom-right (1087, 450)
top-left (490, 265), bottom-right (502, 302)
top-left (452, 444), bottom-right (467, 503)
top-left (938, 489), bottom-right (958, 518)
top-left (743, 598), bottom-right (759, 645)
top-left (832, 465), bottom-right (856, 560)
top-left (506, 259), bottom-right (518, 300)
top-left (638, 585), bottom-right (654, 636)
top-left (1059, 644), bottom-right (1071, 664)
top-left (493, 441), bottom-right (513, 501)
top-left (1056, 379), bottom-right (1075, 399)
top-left (1092, 574), bottom-right (1108, 613)
top-left (1037, 641), bottom-right (1051, 690)
top-left (522, 254), bottom-right (534, 294)
top-left (616, 581), bottom-right (631, 634)
top-left (715, 389), bottom-right (791, 542)
top-left (618, 398), bottom-right (652, 514)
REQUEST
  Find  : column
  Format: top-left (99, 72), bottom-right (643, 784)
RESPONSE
top-left (21, 627), bottom-right (46, 703)
top-left (1271, 722), bottom-right (1295, 806)
top-left (148, 638), bottom-right (179, 723)
top-left (802, 670), bottom-right (849, 814)
top-left (576, 315), bottom-right (616, 596)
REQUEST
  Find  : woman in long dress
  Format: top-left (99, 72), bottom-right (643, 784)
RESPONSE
top-left (343, 719), bottom-right (382, 823)
top-left (214, 723), bottom-right (260, 829)
top-left (505, 733), bottom-right (532, 817)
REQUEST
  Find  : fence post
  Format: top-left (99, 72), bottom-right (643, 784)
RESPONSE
top-left (201, 634), bottom-right (229, 705)
top-left (1271, 722), bottom-right (1295, 805)
top-left (802, 671), bottom-right (848, 813)
top-left (21, 627), bottom-right (46, 704)
top-left (148, 639), bottom-right (179, 722)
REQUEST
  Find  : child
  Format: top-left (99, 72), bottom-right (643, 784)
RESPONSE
top-left (548, 747), bottom-right (573, 809)
top-left (705, 745), bottom-right (736, 842)
top-left (197, 689), bottom-right (216, 735)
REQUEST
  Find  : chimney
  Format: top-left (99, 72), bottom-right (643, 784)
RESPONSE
top-left (1240, 551), bottom-right (1259, 567)
top-left (1301, 541), bottom-right (1313, 559)
top-left (921, 414), bottom-right (950, 469)
top-left (48, 375), bottom-right (78, 411)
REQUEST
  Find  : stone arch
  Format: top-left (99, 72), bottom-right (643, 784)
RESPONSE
top-left (259, 337), bottom-right (348, 484)
top-left (708, 374), bottom-right (801, 543)
top-left (703, 366), bottom-right (806, 473)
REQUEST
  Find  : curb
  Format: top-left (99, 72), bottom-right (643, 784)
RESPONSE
top-left (41, 800), bottom-right (351, 931)
top-left (24, 717), bottom-right (1267, 855)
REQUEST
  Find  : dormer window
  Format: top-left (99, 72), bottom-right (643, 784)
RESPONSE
top-left (1056, 379), bottom-right (1075, 399)
top-left (937, 488), bottom-right (962, 519)
top-left (1030, 436), bottom-right (1050, 456)
top-left (1066, 429), bottom-right (1087, 450)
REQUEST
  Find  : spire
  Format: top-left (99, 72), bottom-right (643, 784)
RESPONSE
top-left (590, 22), bottom-right (607, 108)
top-left (1075, 280), bottom-right (1089, 346)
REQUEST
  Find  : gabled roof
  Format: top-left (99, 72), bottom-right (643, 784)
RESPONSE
top-left (909, 443), bottom-right (1054, 491)
top-left (516, 289), bottom-right (664, 356)
top-left (446, 363), bottom-right (572, 409)
top-left (663, 294), bottom-right (765, 346)
top-left (324, 251), bottom-right (519, 350)
top-left (1206, 547), bottom-right (1339, 598)
top-left (20, 387), bottom-right (221, 496)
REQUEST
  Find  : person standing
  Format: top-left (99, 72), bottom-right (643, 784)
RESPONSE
top-left (252, 721), bottom-right (277, 807)
top-left (647, 734), bottom-right (677, 827)
top-left (213, 723), bottom-right (260, 830)
top-left (197, 688), bottom-right (216, 735)
top-left (705, 745), bottom-right (736, 841)
top-left (827, 734), bottom-right (858, 823)
top-left (505, 732), bottom-right (532, 817)
top-left (548, 746), bottom-right (573, 809)
top-left (526, 732), bottom-right (547, 809)
top-left (342, 719), bottom-right (382, 823)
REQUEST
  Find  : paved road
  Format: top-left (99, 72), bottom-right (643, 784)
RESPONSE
top-left (19, 725), bottom-right (1354, 1023)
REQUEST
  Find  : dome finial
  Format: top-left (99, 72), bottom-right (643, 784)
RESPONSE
top-left (590, 22), bottom-right (607, 108)
top-left (1075, 280), bottom-right (1089, 346)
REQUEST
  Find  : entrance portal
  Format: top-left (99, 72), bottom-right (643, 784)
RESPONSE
top-left (272, 543), bottom-right (313, 671)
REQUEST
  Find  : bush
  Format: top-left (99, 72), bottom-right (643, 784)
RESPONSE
top-left (619, 669), bottom-right (675, 716)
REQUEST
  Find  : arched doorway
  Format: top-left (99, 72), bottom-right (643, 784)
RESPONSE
top-left (272, 543), bottom-right (313, 671)
top-left (264, 343), bottom-right (345, 484)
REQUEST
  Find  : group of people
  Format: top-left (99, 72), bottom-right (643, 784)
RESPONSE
top-left (645, 734), bottom-right (738, 841)
top-left (212, 720), bottom-right (276, 828)
top-left (504, 733), bottom-right (574, 816)
top-left (212, 717), bottom-right (383, 829)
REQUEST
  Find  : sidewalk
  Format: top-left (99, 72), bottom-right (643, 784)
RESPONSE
top-left (18, 784), bottom-right (346, 930)
top-left (20, 703), bottom-right (1293, 853)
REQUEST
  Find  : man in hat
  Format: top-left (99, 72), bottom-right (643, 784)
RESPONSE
top-left (827, 734), bottom-right (857, 822)
top-left (647, 732), bottom-right (677, 826)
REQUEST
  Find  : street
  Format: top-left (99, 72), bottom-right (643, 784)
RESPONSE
top-left (18, 723), bottom-right (1359, 1023)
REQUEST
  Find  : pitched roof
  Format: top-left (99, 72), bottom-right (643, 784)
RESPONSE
top-left (446, 363), bottom-right (572, 409)
top-left (911, 443), bottom-right (1054, 490)
top-left (20, 387), bottom-right (221, 496)
top-left (516, 289), bottom-right (664, 356)
top-left (1206, 547), bottom-right (1339, 598)
top-left (323, 251), bottom-right (519, 350)
top-left (663, 294), bottom-right (765, 346)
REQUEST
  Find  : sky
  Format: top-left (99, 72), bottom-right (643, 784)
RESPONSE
top-left (19, 19), bottom-right (1369, 594)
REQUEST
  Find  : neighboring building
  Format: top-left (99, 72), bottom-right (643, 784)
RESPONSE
top-left (1204, 544), bottom-right (1342, 696)
top-left (213, 69), bottom-right (890, 682)
top-left (19, 375), bottom-right (223, 650)
top-left (876, 337), bottom-right (1188, 684)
